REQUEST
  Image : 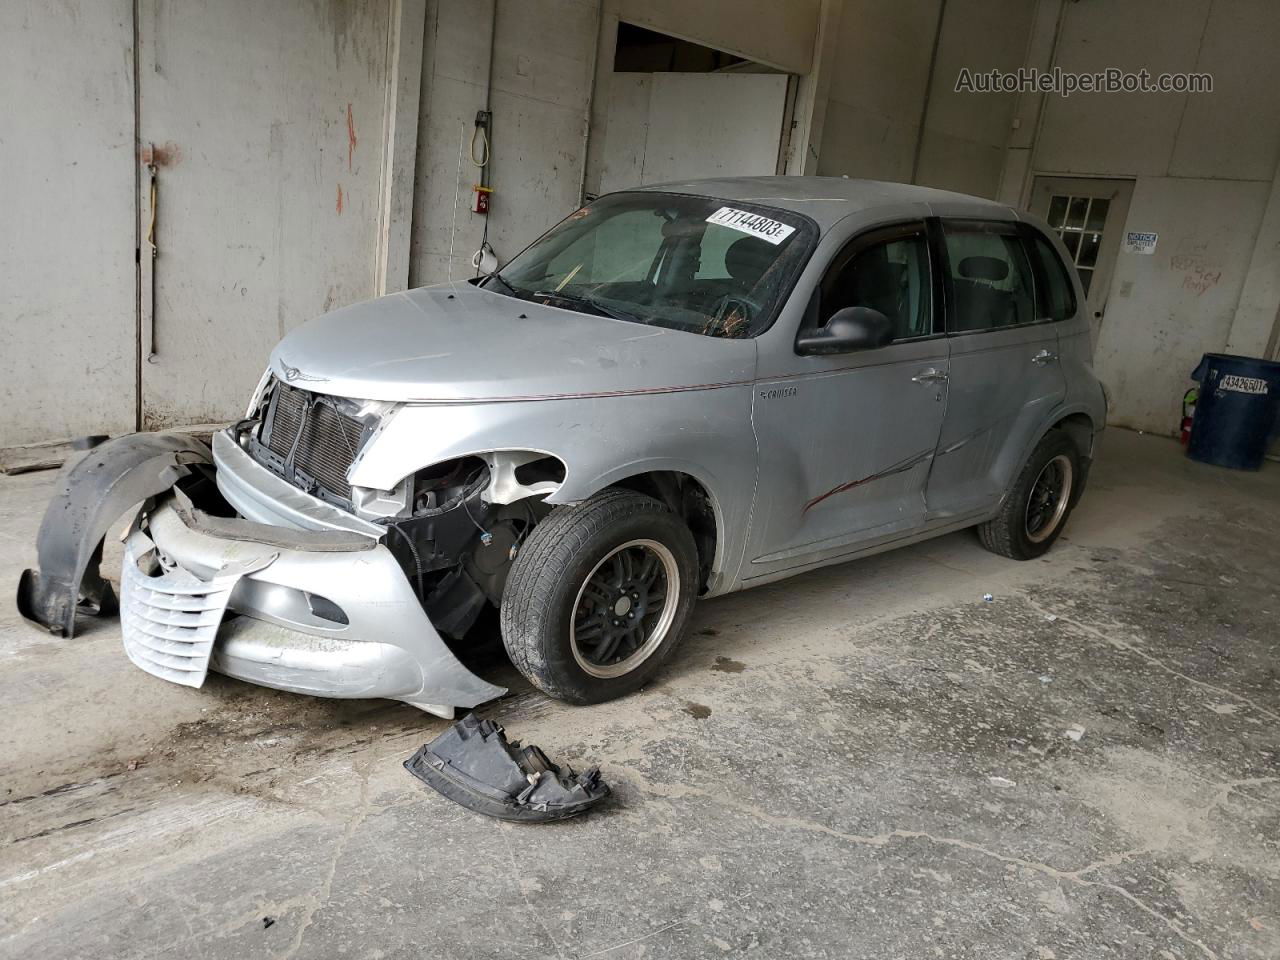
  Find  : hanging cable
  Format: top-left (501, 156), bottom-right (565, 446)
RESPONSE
top-left (384, 522), bottom-right (425, 600)
top-left (460, 469), bottom-right (493, 545)
top-left (470, 122), bottom-right (490, 168)
top-left (447, 121), bottom-right (466, 282)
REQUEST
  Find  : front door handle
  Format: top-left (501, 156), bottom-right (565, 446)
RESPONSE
top-left (911, 368), bottom-right (948, 384)
top-left (1032, 349), bottom-right (1059, 365)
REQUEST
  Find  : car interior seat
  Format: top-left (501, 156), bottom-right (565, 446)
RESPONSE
top-left (952, 255), bottom-right (1026, 331)
top-left (724, 236), bottom-right (778, 297)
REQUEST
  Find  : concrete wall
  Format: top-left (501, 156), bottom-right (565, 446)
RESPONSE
top-left (1227, 176), bottom-right (1280, 359)
top-left (409, 0), bottom-right (599, 285)
top-left (816, 0), bottom-right (939, 182)
top-left (135, 0), bottom-right (394, 430)
top-left (1, 0), bottom-right (826, 442)
top-left (5, 0), bottom-right (1278, 445)
top-left (412, 0), bottom-right (823, 286)
top-left (1023, 0), bottom-right (1280, 433)
top-left (0, 1), bottom-right (137, 447)
top-left (810, 0), bottom-right (1280, 434)
top-left (814, 0), bottom-right (1031, 196)
top-left (913, 0), bottom-right (1035, 198)
top-left (1092, 178), bottom-right (1272, 432)
top-left (1034, 0), bottom-right (1280, 183)
top-left (2, 0), bottom-right (403, 447)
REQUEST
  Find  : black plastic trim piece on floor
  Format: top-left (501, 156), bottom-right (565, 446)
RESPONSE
top-left (404, 713), bottom-right (609, 822)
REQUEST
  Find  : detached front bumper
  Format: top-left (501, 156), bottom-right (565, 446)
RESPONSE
top-left (122, 497), bottom-right (505, 718)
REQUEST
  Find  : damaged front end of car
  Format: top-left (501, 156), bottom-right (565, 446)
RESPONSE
top-left (16, 374), bottom-right (571, 718)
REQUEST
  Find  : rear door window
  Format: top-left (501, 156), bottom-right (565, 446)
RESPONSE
top-left (942, 223), bottom-right (1037, 333)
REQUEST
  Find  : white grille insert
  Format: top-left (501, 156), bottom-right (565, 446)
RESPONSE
top-left (121, 533), bottom-right (252, 687)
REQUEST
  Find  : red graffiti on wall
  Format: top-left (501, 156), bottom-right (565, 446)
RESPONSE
top-left (346, 103), bottom-right (357, 172)
top-left (1170, 254), bottom-right (1222, 296)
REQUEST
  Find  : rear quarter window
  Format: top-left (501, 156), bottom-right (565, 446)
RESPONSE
top-left (1025, 231), bottom-right (1078, 322)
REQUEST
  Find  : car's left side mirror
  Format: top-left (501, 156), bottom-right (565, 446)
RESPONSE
top-left (795, 306), bottom-right (894, 356)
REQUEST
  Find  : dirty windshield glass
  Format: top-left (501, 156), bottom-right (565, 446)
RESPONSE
top-left (483, 192), bottom-right (814, 338)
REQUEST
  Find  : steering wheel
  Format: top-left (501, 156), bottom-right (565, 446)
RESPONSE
top-left (704, 293), bottom-right (761, 338)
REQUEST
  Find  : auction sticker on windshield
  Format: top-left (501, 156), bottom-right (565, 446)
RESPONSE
top-left (706, 207), bottom-right (796, 245)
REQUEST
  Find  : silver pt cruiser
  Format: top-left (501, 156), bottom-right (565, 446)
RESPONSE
top-left (19, 177), bottom-right (1106, 718)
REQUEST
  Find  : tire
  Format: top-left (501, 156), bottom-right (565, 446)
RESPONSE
top-left (977, 430), bottom-right (1081, 561)
top-left (500, 489), bottom-right (699, 704)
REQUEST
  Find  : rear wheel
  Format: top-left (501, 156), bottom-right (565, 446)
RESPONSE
top-left (500, 489), bottom-right (698, 703)
top-left (977, 430), bottom-right (1080, 560)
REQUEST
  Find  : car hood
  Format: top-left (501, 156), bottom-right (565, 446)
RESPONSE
top-left (269, 283), bottom-right (756, 403)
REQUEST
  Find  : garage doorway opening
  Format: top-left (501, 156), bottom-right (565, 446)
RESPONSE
top-left (613, 23), bottom-right (749, 73)
top-left (594, 23), bottom-right (795, 196)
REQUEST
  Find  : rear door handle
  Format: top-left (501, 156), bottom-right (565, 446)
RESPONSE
top-left (911, 368), bottom-right (948, 383)
top-left (1032, 349), bottom-right (1059, 365)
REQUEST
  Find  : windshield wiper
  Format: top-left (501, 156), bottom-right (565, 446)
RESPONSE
top-left (532, 290), bottom-right (642, 324)
top-left (484, 272), bottom-right (519, 297)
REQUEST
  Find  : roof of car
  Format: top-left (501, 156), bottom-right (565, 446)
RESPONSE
top-left (633, 176), bottom-right (1016, 230)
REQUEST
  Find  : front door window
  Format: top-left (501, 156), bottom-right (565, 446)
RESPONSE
top-left (820, 233), bottom-right (933, 340)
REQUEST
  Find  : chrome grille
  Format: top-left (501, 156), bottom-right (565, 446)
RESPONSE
top-left (265, 383), bottom-right (364, 499)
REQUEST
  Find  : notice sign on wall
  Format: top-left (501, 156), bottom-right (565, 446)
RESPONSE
top-left (1123, 231), bottom-right (1158, 254)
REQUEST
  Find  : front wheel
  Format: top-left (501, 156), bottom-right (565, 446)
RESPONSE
top-left (977, 430), bottom-right (1081, 560)
top-left (500, 489), bottom-right (699, 703)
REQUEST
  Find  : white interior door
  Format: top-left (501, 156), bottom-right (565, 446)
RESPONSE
top-left (137, 0), bottom-right (392, 429)
top-left (1030, 176), bottom-right (1134, 349)
top-left (599, 73), bottom-right (789, 194)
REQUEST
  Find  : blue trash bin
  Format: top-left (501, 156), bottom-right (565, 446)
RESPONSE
top-left (1187, 353), bottom-right (1280, 470)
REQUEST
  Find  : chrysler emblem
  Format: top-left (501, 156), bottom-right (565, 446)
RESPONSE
top-left (283, 364), bottom-right (301, 382)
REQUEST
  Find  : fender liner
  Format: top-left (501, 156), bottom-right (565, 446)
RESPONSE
top-left (17, 433), bottom-right (213, 638)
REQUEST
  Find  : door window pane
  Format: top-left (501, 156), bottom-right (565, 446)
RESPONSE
top-left (1066, 197), bottom-right (1089, 229)
top-left (1078, 268), bottom-right (1094, 294)
top-left (1085, 198), bottom-right (1109, 232)
top-left (943, 226), bottom-right (1036, 332)
top-left (1048, 193), bottom-right (1112, 275)
top-left (822, 234), bottom-right (932, 341)
top-left (1047, 195), bottom-right (1069, 229)
top-left (1061, 230), bottom-right (1082, 260)
top-left (1078, 232), bottom-right (1102, 268)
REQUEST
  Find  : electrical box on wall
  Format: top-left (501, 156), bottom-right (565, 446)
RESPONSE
top-left (472, 184), bottom-right (492, 215)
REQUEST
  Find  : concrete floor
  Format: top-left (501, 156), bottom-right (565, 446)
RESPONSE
top-left (1, 430), bottom-right (1277, 960)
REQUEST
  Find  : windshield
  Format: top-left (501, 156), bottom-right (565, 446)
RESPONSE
top-left (483, 192), bottom-right (815, 338)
